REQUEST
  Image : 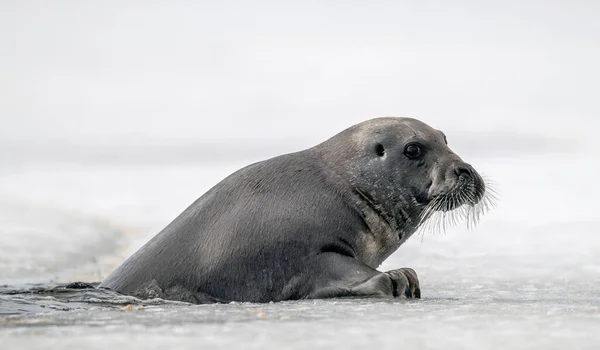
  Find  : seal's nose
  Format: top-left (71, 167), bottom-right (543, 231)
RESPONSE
top-left (453, 162), bottom-right (486, 204)
top-left (454, 163), bottom-right (474, 179)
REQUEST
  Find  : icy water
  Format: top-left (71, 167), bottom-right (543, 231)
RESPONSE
top-left (1, 144), bottom-right (599, 349)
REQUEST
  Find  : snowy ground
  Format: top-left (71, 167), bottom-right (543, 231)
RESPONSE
top-left (0, 142), bottom-right (598, 349)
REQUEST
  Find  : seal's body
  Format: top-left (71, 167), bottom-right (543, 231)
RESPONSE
top-left (99, 117), bottom-right (489, 303)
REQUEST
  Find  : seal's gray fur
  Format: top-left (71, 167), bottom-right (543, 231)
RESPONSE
top-left (99, 117), bottom-right (486, 303)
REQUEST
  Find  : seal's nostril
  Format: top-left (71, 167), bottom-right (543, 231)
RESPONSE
top-left (454, 164), bottom-right (472, 178)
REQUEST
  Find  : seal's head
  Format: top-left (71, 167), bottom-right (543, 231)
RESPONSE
top-left (318, 117), bottom-right (495, 237)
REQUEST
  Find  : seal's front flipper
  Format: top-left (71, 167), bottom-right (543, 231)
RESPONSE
top-left (384, 267), bottom-right (421, 298)
top-left (283, 252), bottom-right (420, 300)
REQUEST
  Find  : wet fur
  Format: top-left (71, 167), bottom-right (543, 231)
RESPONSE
top-left (99, 117), bottom-right (493, 303)
top-left (100, 153), bottom-right (377, 302)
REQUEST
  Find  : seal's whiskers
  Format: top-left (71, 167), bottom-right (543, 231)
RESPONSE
top-left (416, 177), bottom-right (498, 240)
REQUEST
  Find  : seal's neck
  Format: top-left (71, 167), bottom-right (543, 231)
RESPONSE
top-left (346, 185), bottom-right (415, 268)
top-left (313, 152), bottom-right (416, 267)
top-left (351, 185), bottom-right (419, 241)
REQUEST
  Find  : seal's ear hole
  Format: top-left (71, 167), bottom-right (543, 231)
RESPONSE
top-left (375, 143), bottom-right (385, 157)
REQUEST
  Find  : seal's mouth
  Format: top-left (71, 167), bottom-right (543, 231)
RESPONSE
top-left (436, 174), bottom-right (486, 212)
top-left (416, 173), bottom-right (497, 233)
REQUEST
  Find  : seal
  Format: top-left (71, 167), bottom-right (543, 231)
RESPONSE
top-left (99, 117), bottom-right (492, 303)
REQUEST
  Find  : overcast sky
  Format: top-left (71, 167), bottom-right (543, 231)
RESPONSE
top-left (2, 1), bottom-right (599, 151)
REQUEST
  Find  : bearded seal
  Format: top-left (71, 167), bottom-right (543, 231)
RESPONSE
top-left (99, 117), bottom-right (493, 303)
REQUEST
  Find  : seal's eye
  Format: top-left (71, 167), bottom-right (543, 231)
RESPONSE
top-left (375, 143), bottom-right (385, 157)
top-left (404, 143), bottom-right (422, 159)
